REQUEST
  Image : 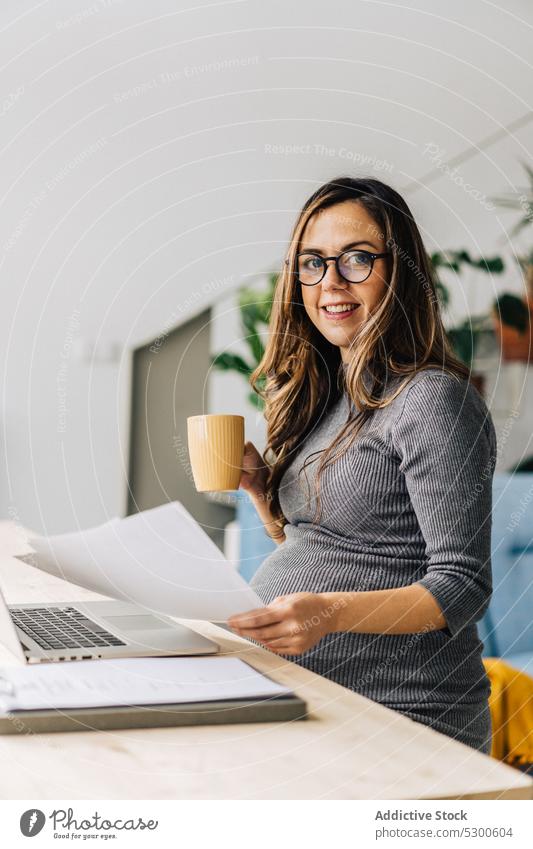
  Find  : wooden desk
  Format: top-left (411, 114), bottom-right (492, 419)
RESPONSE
top-left (0, 524), bottom-right (531, 800)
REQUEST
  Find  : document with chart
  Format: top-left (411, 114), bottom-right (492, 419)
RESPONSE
top-left (18, 502), bottom-right (263, 622)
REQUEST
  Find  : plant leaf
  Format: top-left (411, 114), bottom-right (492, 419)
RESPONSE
top-left (248, 390), bottom-right (264, 410)
top-left (520, 160), bottom-right (533, 186)
top-left (212, 273), bottom-right (275, 408)
top-left (211, 352), bottom-right (252, 375)
top-left (470, 256), bottom-right (505, 274)
top-left (447, 324), bottom-right (475, 368)
top-left (490, 196), bottom-right (526, 209)
top-left (430, 250), bottom-right (504, 275)
top-left (430, 251), bottom-right (460, 272)
top-left (434, 277), bottom-right (450, 308)
top-left (493, 293), bottom-right (529, 333)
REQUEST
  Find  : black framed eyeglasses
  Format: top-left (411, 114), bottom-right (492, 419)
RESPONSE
top-left (286, 249), bottom-right (389, 286)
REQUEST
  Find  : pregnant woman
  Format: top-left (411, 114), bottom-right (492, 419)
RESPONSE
top-left (228, 176), bottom-right (497, 752)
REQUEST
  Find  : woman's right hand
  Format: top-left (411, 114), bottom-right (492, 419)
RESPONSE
top-left (240, 441), bottom-right (286, 544)
top-left (239, 441), bottom-right (268, 501)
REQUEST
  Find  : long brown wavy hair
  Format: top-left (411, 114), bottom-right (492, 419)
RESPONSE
top-left (251, 176), bottom-right (468, 526)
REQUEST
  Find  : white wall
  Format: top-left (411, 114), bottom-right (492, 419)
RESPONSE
top-left (1, 0), bottom-right (532, 533)
top-left (209, 282), bottom-right (268, 451)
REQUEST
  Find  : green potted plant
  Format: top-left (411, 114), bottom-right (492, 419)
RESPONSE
top-left (430, 250), bottom-right (505, 371)
top-left (212, 272), bottom-right (277, 409)
top-left (492, 292), bottom-right (532, 362)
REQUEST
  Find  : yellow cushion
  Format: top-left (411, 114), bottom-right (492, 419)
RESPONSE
top-left (483, 657), bottom-right (533, 767)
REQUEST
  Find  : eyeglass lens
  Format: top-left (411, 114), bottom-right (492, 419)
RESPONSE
top-left (297, 251), bottom-right (373, 285)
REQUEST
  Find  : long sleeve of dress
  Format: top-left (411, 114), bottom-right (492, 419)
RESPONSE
top-left (391, 373), bottom-right (497, 637)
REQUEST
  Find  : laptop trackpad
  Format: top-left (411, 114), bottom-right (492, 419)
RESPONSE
top-left (103, 614), bottom-right (168, 632)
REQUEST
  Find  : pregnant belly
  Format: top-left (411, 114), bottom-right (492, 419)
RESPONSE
top-left (249, 526), bottom-right (490, 749)
top-left (250, 525), bottom-right (426, 604)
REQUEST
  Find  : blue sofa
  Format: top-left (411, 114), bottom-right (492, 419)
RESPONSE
top-left (237, 473), bottom-right (533, 675)
top-left (478, 473), bottom-right (533, 675)
top-left (237, 493), bottom-right (276, 582)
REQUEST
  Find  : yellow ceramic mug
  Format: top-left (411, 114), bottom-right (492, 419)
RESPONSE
top-left (187, 414), bottom-right (245, 492)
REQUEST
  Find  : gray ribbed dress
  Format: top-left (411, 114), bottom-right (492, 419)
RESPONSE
top-left (250, 368), bottom-right (497, 752)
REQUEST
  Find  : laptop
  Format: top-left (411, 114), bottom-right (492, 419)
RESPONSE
top-left (0, 584), bottom-right (219, 664)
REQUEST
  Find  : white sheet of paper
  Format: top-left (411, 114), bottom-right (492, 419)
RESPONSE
top-left (21, 503), bottom-right (263, 621)
top-left (0, 656), bottom-right (291, 712)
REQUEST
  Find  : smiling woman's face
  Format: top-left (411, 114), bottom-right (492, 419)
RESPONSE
top-left (299, 200), bottom-right (390, 363)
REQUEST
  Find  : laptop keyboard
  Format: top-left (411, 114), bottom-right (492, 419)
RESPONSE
top-left (10, 606), bottom-right (126, 652)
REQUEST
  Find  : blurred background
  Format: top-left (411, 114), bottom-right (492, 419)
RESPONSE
top-left (1, 0), bottom-right (532, 553)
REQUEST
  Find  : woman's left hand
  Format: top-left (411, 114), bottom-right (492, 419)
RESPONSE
top-left (227, 592), bottom-right (339, 655)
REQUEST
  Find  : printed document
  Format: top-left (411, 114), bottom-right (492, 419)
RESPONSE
top-left (0, 656), bottom-right (290, 712)
top-left (19, 503), bottom-right (263, 622)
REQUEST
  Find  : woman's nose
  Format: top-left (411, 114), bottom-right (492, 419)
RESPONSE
top-left (321, 261), bottom-right (348, 290)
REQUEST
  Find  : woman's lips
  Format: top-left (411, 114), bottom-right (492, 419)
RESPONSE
top-left (321, 304), bottom-right (360, 321)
